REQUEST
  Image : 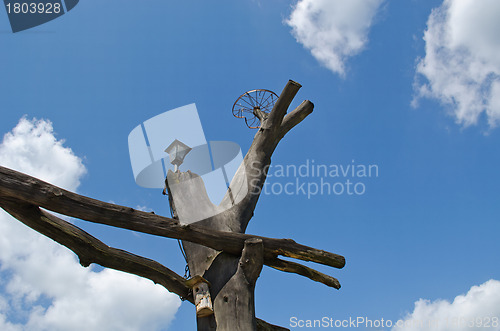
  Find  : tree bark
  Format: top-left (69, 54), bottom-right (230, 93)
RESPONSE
top-left (166, 170), bottom-right (265, 330)
top-left (0, 166), bottom-right (345, 272)
top-left (0, 198), bottom-right (192, 300)
top-left (0, 196), bottom-right (290, 330)
top-left (209, 239), bottom-right (263, 331)
top-left (0, 80), bottom-right (345, 331)
top-left (164, 80), bottom-right (328, 330)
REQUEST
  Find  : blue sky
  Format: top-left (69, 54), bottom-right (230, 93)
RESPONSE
top-left (1, 0), bottom-right (500, 330)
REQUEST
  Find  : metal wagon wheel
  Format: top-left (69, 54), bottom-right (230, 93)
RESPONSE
top-left (232, 89), bottom-right (279, 129)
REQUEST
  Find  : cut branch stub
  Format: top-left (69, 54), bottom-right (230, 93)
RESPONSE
top-left (263, 80), bottom-right (302, 130)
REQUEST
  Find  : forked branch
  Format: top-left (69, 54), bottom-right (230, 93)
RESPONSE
top-left (0, 80), bottom-right (339, 331)
top-left (263, 80), bottom-right (302, 131)
top-left (233, 80), bottom-right (315, 230)
top-left (279, 100), bottom-right (314, 139)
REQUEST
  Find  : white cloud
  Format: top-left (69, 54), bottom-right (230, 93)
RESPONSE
top-left (0, 117), bottom-right (86, 190)
top-left (393, 279), bottom-right (500, 331)
top-left (0, 313), bottom-right (21, 331)
top-left (414, 0), bottom-right (500, 128)
top-left (0, 118), bottom-right (180, 330)
top-left (286, 0), bottom-right (384, 76)
top-left (135, 205), bottom-right (153, 212)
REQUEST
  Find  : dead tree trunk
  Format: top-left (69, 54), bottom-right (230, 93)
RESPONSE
top-left (165, 80), bottom-right (320, 330)
top-left (166, 171), bottom-right (264, 330)
top-left (0, 80), bottom-right (345, 331)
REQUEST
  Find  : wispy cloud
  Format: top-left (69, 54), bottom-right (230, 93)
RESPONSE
top-left (0, 117), bottom-right (86, 190)
top-left (393, 279), bottom-right (500, 331)
top-left (413, 0), bottom-right (500, 128)
top-left (286, 0), bottom-right (384, 77)
top-left (135, 205), bottom-right (153, 213)
top-left (0, 118), bottom-right (180, 331)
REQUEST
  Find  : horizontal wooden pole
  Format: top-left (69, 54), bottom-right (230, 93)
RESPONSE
top-left (0, 198), bottom-right (192, 301)
top-left (0, 197), bottom-right (289, 330)
top-left (267, 258), bottom-right (340, 289)
top-left (0, 166), bottom-right (345, 270)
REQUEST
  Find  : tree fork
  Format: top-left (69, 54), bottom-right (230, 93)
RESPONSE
top-left (0, 80), bottom-right (346, 330)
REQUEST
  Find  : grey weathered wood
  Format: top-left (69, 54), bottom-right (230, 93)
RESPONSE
top-left (0, 197), bottom-right (288, 330)
top-left (211, 239), bottom-right (264, 331)
top-left (0, 198), bottom-right (192, 301)
top-left (0, 166), bottom-right (345, 271)
top-left (278, 100), bottom-right (314, 140)
top-left (264, 80), bottom-right (302, 130)
top-left (166, 169), bottom-right (262, 330)
top-left (223, 81), bottom-right (315, 233)
top-left (163, 80), bottom-right (338, 330)
top-left (256, 319), bottom-right (290, 331)
top-left (267, 258), bottom-right (340, 289)
top-left (0, 80), bottom-right (345, 330)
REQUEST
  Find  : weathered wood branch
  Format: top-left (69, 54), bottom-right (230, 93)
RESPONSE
top-left (240, 238), bottom-right (264, 287)
top-left (159, 81), bottom-right (320, 330)
top-left (0, 197), bottom-right (288, 331)
top-left (264, 80), bottom-right (302, 130)
top-left (0, 197), bottom-right (192, 301)
top-left (256, 320), bottom-right (290, 331)
top-left (0, 80), bottom-right (341, 331)
top-left (0, 166), bottom-right (344, 269)
top-left (279, 100), bottom-right (314, 139)
top-left (253, 109), bottom-right (269, 124)
top-left (212, 238), bottom-right (265, 330)
top-left (231, 80), bottom-right (315, 231)
top-left (267, 258), bottom-right (341, 290)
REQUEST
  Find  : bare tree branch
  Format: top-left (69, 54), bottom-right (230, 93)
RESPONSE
top-left (0, 197), bottom-right (289, 330)
top-left (0, 79), bottom-right (341, 331)
top-left (0, 166), bottom-right (345, 270)
top-left (0, 198), bottom-right (192, 301)
top-left (256, 318), bottom-right (290, 331)
top-left (263, 80), bottom-right (302, 131)
top-left (267, 258), bottom-right (341, 290)
top-left (279, 100), bottom-right (314, 139)
top-left (230, 80), bottom-right (314, 232)
top-left (256, 319), bottom-right (290, 331)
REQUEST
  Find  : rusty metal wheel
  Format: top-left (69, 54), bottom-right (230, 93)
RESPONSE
top-left (232, 89), bottom-right (278, 129)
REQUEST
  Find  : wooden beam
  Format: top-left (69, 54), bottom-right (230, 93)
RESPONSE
top-left (257, 319), bottom-right (290, 331)
top-left (0, 197), bottom-right (289, 331)
top-left (0, 198), bottom-right (192, 301)
top-left (267, 258), bottom-right (341, 290)
top-left (0, 166), bottom-right (345, 271)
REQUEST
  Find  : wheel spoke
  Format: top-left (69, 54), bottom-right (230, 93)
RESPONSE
top-left (233, 89), bottom-right (279, 129)
top-left (241, 96), bottom-right (255, 108)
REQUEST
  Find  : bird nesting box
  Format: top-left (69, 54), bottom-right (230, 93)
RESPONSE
top-left (185, 275), bottom-right (213, 317)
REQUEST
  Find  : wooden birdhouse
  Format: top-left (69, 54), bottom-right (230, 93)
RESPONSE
top-left (185, 275), bottom-right (213, 317)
